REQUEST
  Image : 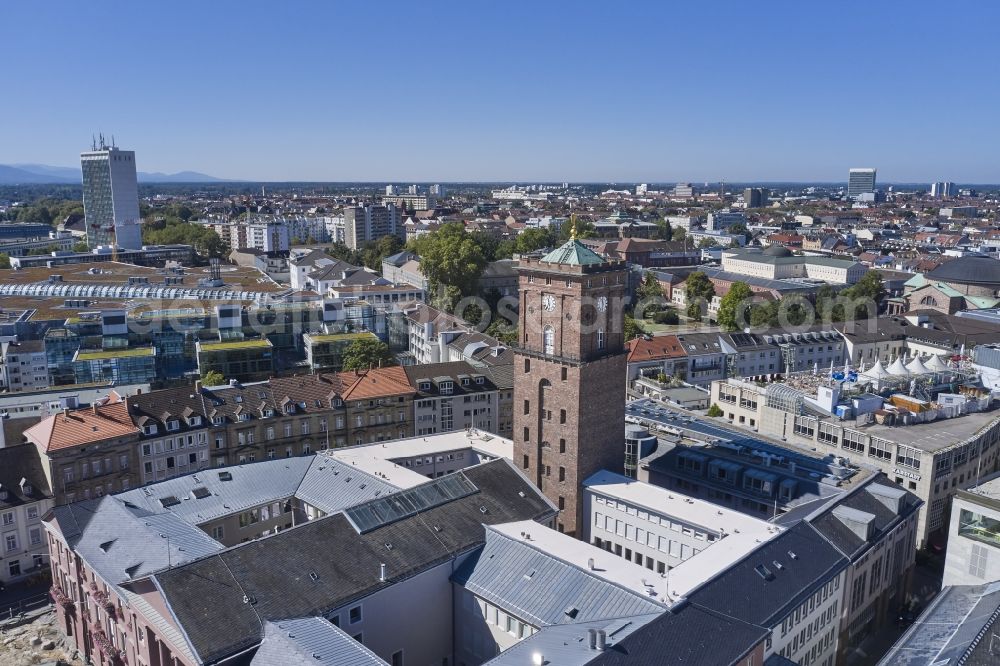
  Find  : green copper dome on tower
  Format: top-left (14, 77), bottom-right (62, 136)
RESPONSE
top-left (539, 215), bottom-right (607, 265)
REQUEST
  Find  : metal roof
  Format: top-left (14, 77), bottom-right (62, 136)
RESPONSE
top-left (251, 618), bottom-right (388, 666)
top-left (452, 526), bottom-right (666, 627)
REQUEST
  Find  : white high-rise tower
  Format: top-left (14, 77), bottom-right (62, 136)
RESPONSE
top-left (81, 136), bottom-right (143, 250)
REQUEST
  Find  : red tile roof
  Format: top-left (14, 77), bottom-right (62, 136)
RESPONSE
top-left (334, 366), bottom-right (415, 401)
top-left (24, 401), bottom-right (139, 453)
top-left (627, 335), bottom-right (688, 363)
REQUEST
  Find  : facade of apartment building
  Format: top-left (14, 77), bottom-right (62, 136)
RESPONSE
top-left (0, 444), bottom-right (53, 585)
top-left (405, 362), bottom-right (500, 436)
top-left (24, 400), bottom-right (141, 505)
top-left (0, 339), bottom-right (49, 392)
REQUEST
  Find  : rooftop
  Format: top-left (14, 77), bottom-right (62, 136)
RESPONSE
top-left (76, 347), bottom-right (155, 361)
top-left (326, 429), bottom-right (513, 488)
top-left (197, 338), bottom-right (273, 352)
top-left (584, 471), bottom-right (782, 599)
top-left (860, 403), bottom-right (1000, 453)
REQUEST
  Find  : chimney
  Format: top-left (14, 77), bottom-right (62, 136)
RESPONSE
top-left (588, 558), bottom-right (596, 571)
top-left (587, 628), bottom-right (598, 650)
top-left (595, 630), bottom-right (607, 651)
top-left (379, 563), bottom-right (386, 582)
top-left (136, 388), bottom-right (142, 395)
top-left (92, 403), bottom-right (98, 415)
top-left (194, 380), bottom-right (202, 393)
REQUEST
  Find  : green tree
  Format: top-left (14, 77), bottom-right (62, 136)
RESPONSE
top-left (671, 226), bottom-right (687, 242)
top-left (514, 228), bottom-right (555, 255)
top-left (0, 253), bottom-right (10, 269)
top-left (486, 319), bottom-right (517, 345)
top-left (637, 272), bottom-right (663, 301)
top-left (342, 337), bottom-right (396, 371)
top-left (409, 222), bottom-right (487, 311)
top-left (683, 271), bottom-right (715, 322)
top-left (706, 404), bottom-right (724, 417)
top-left (558, 218), bottom-right (596, 241)
top-left (201, 370), bottom-right (225, 386)
top-left (717, 282), bottom-right (755, 332)
top-left (749, 299), bottom-right (779, 328)
top-left (73, 241), bottom-right (89, 252)
top-left (362, 235), bottom-right (404, 271)
top-left (653, 217), bottom-right (672, 241)
top-left (698, 237), bottom-right (719, 249)
top-left (142, 220), bottom-right (225, 258)
top-left (624, 315), bottom-right (644, 341)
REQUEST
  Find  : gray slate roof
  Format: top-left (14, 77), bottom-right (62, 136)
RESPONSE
top-left (115, 455), bottom-right (397, 526)
top-left (685, 521), bottom-right (849, 628)
top-left (49, 496), bottom-right (223, 586)
top-left (251, 618), bottom-right (387, 666)
top-left (152, 459), bottom-right (556, 664)
top-left (453, 527), bottom-right (666, 627)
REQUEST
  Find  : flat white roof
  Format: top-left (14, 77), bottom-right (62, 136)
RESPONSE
top-left (492, 520), bottom-right (669, 604)
top-left (325, 429), bottom-right (513, 488)
top-left (583, 470), bottom-right (783, 600)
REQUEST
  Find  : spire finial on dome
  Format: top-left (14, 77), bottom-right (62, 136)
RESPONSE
top-left (569, 214), bottom-right (578, 241)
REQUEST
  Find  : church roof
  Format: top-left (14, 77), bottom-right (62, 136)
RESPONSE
top-left (540, 239), bottom-right (607, 266)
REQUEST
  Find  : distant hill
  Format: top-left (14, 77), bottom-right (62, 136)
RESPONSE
top-left (0, 164), bottom-right (77, 184)
top-left (0, 163), bottom-right (227, 184)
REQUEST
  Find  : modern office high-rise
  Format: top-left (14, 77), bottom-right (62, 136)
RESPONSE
top-left (81, 137), bottom-right (143, 250)
top-left (847, 168), bottom-right (877, 198)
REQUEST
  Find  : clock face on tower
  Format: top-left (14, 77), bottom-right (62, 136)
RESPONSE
top-left (542, 294), bottom-right (556, 312)
top-left (596, 296), bottom-right (608, 312)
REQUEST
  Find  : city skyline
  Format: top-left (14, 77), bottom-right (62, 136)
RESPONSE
top-left (2, 1), bottom-right (999, 182)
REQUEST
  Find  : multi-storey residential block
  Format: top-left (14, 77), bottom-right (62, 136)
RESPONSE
top-left (405, 361), bottom-right (500, 435)
top-left (24, 399), bottom-right (141, 505)
top-left (344, 203), bottom-right (401, 249)
top-left (0, 339), bottom-right (49, 392)
top-left (43, 454), bottom-right (554, 666)
top-left (129, 386), bottom-right (212, 485)
top-left (0, 444), bottom-right (53, 585)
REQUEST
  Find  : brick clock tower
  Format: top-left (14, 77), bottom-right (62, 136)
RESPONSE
top-left (513, 229), bottom-right (627, 537)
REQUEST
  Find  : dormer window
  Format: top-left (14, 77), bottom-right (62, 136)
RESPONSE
top-left (284, 403), bottom-right (295, 414)
top-left (142, 424), bottom-right (158, 436)
top-left (187, 416), bottom-right (202, 427)
top-left (475, 376), bottom-right (485, 384)
top-left (461, 378), bottom-right (470, 386)
top-left (332, 398), bottom-right (343, 407)
top-left (212, 415), bottom-right (224, 426)
top-left (419, 381), bottom-right (431, 391)
top-left (262, 408), bottom-right (275, 418)
top-left (439, 381), bottom-right (454, 395)
top-left (166, 419), bottom-right (180, 432)
top-left (237, 413), bottom-right (250, 422)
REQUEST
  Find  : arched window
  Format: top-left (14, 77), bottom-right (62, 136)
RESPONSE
top-left (543, 325), bottom-right (555, 355)
top-left (919, 295), bottom-right (938, 307)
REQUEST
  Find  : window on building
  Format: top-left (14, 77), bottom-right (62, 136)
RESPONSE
top-left (597, 329), bottom-right (605, 350)
top-left (543, 326), bottom-right (555, 355)
top-left (349, 606), bottom-right (362, 623)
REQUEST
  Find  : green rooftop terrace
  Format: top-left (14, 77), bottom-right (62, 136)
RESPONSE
top-left (305, 332), bottom-right (377, 344)
top-left (76, 347), bottom-right (155, 361)
top-left (198, 339), bottom-right (273, 352)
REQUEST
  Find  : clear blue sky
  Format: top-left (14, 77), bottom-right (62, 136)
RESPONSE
top-left (2, 1), bottom-right (998, 183)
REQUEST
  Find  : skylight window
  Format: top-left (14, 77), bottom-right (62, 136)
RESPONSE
top-left (159, 495), bottom-right (181, 508)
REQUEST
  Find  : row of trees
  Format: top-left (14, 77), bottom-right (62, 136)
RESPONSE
top-left (713, 270), bottom-right (886, 331)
